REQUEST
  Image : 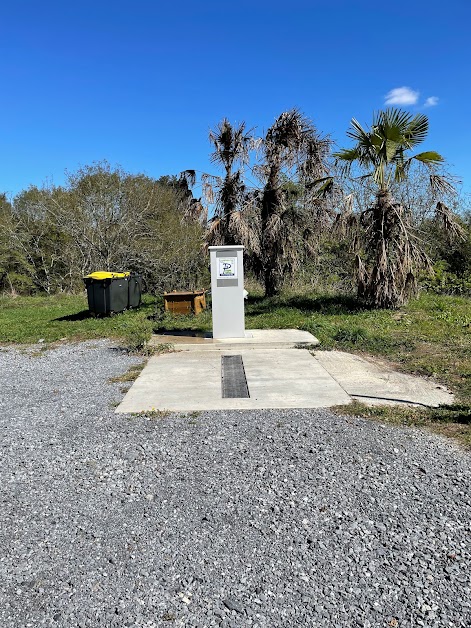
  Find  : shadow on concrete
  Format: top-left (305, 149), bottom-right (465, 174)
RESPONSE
top-left (153, 328), bottom-right (212, 338)
top-left (352, 394), bottom-right (430, 408)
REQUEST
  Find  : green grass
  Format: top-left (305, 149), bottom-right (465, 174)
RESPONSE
top-left (1, 289), bottom-right (470, 446)
top-left (108, 363), bottom-right (146, 384)
top-left (0, 293), bottom-right (155, 350)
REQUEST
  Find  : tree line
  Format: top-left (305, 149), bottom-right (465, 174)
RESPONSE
top-left (0, 163), bottom-right (207, 295)
top-left (183, 108), bottom-right (470, 308)
top-left (1, 108), bottom-right (470, 308)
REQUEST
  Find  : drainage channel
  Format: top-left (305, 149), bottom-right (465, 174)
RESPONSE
top-left (221, 355), bottom-right (250, 398)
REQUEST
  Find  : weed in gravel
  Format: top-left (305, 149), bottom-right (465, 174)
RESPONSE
top-left (132, 342), bottom-right (175, 357)
top-left (132, 409), bottom-right (172, 419)
top-left (161, 612), bottom-right (176, 622)
top-left (109, 363), bottom-right (145, 384)
top-left (152, 342), bottom-right (175, 354)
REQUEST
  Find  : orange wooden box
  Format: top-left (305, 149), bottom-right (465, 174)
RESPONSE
top-left (163, 290), bottom-right (207, 315)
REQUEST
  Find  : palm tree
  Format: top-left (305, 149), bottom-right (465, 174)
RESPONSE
top-left (206, 118), bottom-right (253, 246)
top-left (180, 119), bottom-right (253, 246)
top-left (258, 109), bottom-right (331, 296)
top-left (334, 108), bottom-right (458, 308)
top-left (182, 111), bottom-right (332, 297)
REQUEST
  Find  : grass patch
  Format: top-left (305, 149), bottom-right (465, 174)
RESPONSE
top-left (131, 409), bottom-right (173, 419)
top-left (0, 293), bottom-right (155, 349)
top-left (154, 309), bottom-right (213, 334)
top-left (151, 342), bottom-right (175, 354)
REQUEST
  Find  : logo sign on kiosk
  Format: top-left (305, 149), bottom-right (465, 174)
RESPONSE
top-left (217, 257), bottom-right (237, 279)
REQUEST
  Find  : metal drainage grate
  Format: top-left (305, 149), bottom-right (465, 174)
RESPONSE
top-left (221, 355), bottom-right (250, 398)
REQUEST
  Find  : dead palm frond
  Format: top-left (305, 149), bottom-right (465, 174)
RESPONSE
top-left (435, 201), bottom-right (466, 240)
top-left (209, 119), bottom-right (252, 169)
top-left (179, 170), bottom-right (197, 189)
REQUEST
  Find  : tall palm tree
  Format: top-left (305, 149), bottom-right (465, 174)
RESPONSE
top-left (334, 108), bottom-right (457, 308)
top-left (182, 112), bottom-right (331, 297)
top-left (258, 109), bottom-right (331, 296)
top-left (205, 118), bottom-right (253, 246)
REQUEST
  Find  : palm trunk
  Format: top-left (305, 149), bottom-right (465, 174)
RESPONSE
top-left (261, 164), bottom-right (283, 297)
top-left (359, 189), bottom-right (411, 309)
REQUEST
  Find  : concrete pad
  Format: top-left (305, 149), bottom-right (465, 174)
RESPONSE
top-left (314, 350), bottom-right (454, 407)
top-left (116, 349), bottom-right (350, 413)
top-left (148, 328), bottom-right (319, 351)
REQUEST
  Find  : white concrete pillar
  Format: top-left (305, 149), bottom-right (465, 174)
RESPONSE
top-left (209, 245), bottom-right (245, 339)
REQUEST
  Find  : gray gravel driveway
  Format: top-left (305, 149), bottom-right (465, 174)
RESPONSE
top-left (1, 341), bottom-right (470, 627)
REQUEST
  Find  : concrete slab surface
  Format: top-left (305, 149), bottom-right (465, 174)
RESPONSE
top-left (116, 349), bottom-right (350, 413)
top-left (117, 334), bottom-right (454, 413)
top-left (149, 328), bottom-right (319, 351)
top-left (314, 350), bottom-right (454, 407)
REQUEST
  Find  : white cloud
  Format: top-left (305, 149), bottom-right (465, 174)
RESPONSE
top-left (424, 96), bottom-right (439, 107)
top-left (384, 86), bottom-right (419, 106)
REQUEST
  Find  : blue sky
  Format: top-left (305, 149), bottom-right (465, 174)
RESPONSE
top-left (1, 0), bottom-right (469, 199)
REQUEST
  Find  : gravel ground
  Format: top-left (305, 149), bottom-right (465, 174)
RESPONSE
top-left (0, 341), bottom-right (470, 628)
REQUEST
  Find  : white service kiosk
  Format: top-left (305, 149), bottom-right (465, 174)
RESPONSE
top-left (209, 245), bottom-right (245, 339)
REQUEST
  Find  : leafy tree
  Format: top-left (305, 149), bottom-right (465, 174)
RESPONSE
top-left (334, 108), bottom-right (461, 308)
top-left (0, 194), bottom-right (36, 293)
top-left (420, 206), bottom-right (471, 294)
top-left (2, 164), bottom-right (207, 295)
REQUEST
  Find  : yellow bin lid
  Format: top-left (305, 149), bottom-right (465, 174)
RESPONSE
top-left (84, 271), bottom-right (130, 280)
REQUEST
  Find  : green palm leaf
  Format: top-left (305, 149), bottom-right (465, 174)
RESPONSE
top-left (336, 108), bottom-right (449, 194)
top-left (385, 139), bottom-right (399, 162)
top-left (403, 114), bottom-right (428, 147)
top-left (333, 147), bottom-right (359, 161)
top-left (346, 118), bottom-right (370, 145)
top-left (412, 151), bottom-right (444, 164)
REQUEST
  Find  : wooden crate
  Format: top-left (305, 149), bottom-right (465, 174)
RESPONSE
top-left (163, 290), bottom-right (206, 315)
